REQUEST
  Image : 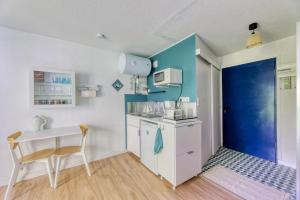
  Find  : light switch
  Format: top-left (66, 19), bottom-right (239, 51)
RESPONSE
top-left (179, 97), bottom-right (190, 103)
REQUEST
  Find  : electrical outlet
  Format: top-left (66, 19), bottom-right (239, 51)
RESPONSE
top-left (179, 97), bottom-right (190, 103)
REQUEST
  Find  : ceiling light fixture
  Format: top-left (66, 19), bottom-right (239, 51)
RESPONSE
top-left (246, 22), bottom-right (262, 48)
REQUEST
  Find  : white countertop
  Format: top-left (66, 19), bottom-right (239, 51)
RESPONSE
top-left (127, 114), bottom-right (201, 126)
top-left (16, 126), bottom-right (81, 143)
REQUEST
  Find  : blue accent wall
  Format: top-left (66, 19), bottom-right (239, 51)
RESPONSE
top-left (147, 35), bottom-right (196, 102)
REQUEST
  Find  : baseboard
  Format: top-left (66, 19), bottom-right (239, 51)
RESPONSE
top-left (278, 160), bottom-right (296, 169)
top-left (0, 150), bottom-right (127, 187)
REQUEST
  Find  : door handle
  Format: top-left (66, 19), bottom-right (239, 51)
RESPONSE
top-left (223, 106), bottom-right (230, 113)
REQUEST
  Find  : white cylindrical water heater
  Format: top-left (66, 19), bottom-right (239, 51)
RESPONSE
top-left (118, 53), bottom-right (151, 76)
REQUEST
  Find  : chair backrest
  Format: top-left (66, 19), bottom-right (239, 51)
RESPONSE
top-left (79, 124), bottom-right (89, 151)
top-left (7, 131), bottom-right (23, 164)
top-left (80, 125), bottom-right (88, 136)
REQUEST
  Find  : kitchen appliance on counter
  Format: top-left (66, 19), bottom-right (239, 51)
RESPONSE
top-left (128, 100), bottom-right (197, 121)
top-left (163, 101), bottom-right (183, 120)
top-left (153, 68), bottom-right (182, 86)
top-left (163, 100), bottom-right (176, 109)
top-left (163, 101), bottom-right (197, 121)
top-left (164, 109), bottom-right (183, 120)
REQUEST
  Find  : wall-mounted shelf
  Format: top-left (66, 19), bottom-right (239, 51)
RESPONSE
top-left (32, 70), bottom-right (76, 108)
top-left (77, 84), bottom-right (101, 97)
top-left (147, 90), bottom-right (166, 94)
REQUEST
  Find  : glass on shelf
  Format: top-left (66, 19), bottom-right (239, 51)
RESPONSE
top-left (34, 98), bottom-right (72, 105)
top-left (34, 71), bottom-right (44, 82)
top-left (49, 73), bottom-right (72, 84)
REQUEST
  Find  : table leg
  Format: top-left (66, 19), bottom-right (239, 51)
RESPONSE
top-left (52, 137), bottom-right (60, 173)
top-left (55, 137), bottom-right (60, 149)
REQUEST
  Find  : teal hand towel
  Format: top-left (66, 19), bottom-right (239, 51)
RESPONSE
top-left (154, 128), bottom-right (163, 155)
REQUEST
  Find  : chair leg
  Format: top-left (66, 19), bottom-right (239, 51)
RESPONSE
top-left (4, 164), bottom-right (20, 200)
top-left (54, 157), bottom-right (61, 189)
top-left (82, 153), bottom-right (91, 176)
top-left (45, 158), bottom-right (54, 187)
top-left (51, 156), bottom-right (56, 172)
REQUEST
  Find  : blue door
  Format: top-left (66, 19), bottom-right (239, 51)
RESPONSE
top-left (222, 58), bottom-right (276, 162)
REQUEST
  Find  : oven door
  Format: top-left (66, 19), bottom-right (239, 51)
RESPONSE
top-left (154, 71), bottom-right (165, 84)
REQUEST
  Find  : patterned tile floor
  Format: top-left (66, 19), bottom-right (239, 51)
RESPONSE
top-left (202, 147), bottom-right (296, 199)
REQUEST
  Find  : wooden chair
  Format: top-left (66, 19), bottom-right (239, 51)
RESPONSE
top-left (53, 124), bottom-right (91, 188)
top-left (5, 131), bottom-right (55, 200)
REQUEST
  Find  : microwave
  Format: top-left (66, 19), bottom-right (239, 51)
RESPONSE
top-left (153, 68), bottom-right (182, 86)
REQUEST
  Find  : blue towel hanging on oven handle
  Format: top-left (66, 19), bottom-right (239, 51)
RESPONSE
top-left (154, 127), bottom-right (163, 155)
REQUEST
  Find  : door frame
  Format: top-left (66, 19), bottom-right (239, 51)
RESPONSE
top-left (210, 64), bottom-right (222, 154)
top-left (276, 64), bottom-right (296, 168)
top-left (296, 21), bottom-right (300, 200)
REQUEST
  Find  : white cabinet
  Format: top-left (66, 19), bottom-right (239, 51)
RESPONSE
top-left (140, 121), bottom-right (158, 174)
top-left (157, 123), bottom-right (175, 183)
top-left (126, 114), bottom-right (202, 189)
top-left (176, 124), bottom-right (201, 156)
top-left (176, 150), bottom-right (200, 185)
top-left (157, 121), bottom-right (202, 189)
top-left (126, 115), bottom-right (140, 157)
top-left (127, 125), bottom-right (140, 157)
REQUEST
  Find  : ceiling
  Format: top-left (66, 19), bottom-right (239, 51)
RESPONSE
top-left (0, 0), bottom-right (299, 57)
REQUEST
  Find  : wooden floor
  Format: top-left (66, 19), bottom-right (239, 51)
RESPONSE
top-left (0, 153), bottom-right (241, 200)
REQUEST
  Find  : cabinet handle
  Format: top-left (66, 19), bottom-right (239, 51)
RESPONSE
top-left (187, 151), bottom-right (194, 155)
top-left (187, 124), bottom-right (194, 127)
top-left (159, 125), bottom-right (164, 130)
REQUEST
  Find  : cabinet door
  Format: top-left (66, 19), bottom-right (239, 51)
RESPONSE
top-left (157, 124), bottom-right (175, 183)
top-left (140, 123), bottom-right (158, 174)
top-left (175, 123), bottom-right (202, 186)
top-left (176, 150), bottom-right (201, 186)
top-left (127, 125), bottom-right (140, 157)
top-left (176, 123), bottom-right (201, 156)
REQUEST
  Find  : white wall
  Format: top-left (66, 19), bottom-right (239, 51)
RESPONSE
top-left (221, 36), bottom-right (296, 68)
top-left (277, 78), bottom-right (296, 168)
top-left (0, 26), bottom-right (131, 186)
top-left (296, 22), bottom-right (300, 200)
